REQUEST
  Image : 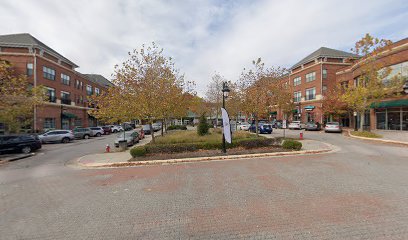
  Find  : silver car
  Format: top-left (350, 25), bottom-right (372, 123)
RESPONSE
top-left (89, 127), bottom-right (104, 137)
top-left (114, 131), bottom-right (140, 147)
top-left (324, 122), bottom-right (342, 133)
top-left (38, 130), bottom-right (75, 143)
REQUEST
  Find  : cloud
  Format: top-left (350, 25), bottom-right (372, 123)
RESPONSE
top-left (0, 0), bottom-right (407, 96)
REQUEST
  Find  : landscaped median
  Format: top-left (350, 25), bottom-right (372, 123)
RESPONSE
top-left (129, 130), bottom-right (301, 161)
top-left (349, 131), bottom-right (382, 138)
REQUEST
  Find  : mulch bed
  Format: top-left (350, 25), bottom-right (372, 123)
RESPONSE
top-left (129, 146), bottom-right (293, 162)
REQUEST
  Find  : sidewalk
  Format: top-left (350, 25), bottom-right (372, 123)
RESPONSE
top-left (75, 138), bottom-right (336, 168)
top-left (348, 130), bottom-right (408, 146)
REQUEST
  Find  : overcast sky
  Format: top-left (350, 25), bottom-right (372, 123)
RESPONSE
top-left (1, 0), bottom-right (407, 95)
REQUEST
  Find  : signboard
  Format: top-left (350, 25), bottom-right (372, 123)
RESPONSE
top-left (221, 108), bottom-right (232, 143)
top-left (282, 119), bottom-right (287, 129)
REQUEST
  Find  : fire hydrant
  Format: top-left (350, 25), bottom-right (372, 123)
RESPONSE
top-left (300, 132), bottom-right (303, 140)
top-left (105, 144), bottom-right (110, 153)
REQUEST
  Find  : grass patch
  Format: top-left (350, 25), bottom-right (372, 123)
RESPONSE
top-left (154, 129), bottom-right (257, 145)
top-left (350, 131), bottom-right (382, 138)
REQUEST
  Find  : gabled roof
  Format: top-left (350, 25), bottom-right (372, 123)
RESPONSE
top-left (0, 33), bottom-right (78, 68)
top-left (291, 47), bottom-right (359, 70)
top-left (84, 74), bottom-right (114, 87)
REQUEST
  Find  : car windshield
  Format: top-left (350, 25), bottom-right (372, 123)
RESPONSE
top-left (117, 132), bottom-right (134, 138)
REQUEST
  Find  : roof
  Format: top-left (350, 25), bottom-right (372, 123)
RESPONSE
top-left (0, 33), bottom-right (78, 68)
top-left (84, 74), bottom-right (114, 87)
top-left (291, 47), bottom-right (359, 70)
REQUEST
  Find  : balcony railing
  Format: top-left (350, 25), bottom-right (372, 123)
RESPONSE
top-left (61, 98), bottom-right (71, 105)
top-left (48, 96), bottom-right (57, 103)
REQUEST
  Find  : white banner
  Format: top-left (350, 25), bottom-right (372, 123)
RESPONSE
top-left (282, 119), bottom-right (287, 129)
top-left (221, 108), bottom-right (232, 143)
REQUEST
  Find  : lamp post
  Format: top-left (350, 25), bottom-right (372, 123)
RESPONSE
top-left (221, 82), bottom-right (230, 153)
top-left (353, 111), bottom-right (358, 131)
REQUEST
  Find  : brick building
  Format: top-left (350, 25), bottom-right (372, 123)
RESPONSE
top-left (275, 47), bottom-right (359, 124)
top-left (0, 33), bottom-right (113, 132)
top-left (336, 38), bottom-right (408, 131)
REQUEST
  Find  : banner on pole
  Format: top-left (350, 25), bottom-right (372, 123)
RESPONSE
top-left (221, 108), bottom-right (232, 143)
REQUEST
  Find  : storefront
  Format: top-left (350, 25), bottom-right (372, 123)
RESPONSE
top-left (304, 105), bottom-right (315, 122)
top-left (373, 99), bottom-right (408, 131)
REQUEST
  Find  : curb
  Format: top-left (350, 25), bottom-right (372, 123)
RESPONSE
top-left (347, 130), bottom-right (408, 146)
top-left (0, 153), bottom-right (35, 163)
top-left (76, 142), bottom-right (338, 168)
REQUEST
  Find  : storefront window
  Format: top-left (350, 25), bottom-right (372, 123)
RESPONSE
top-left (387, 111), bottom-right (401, 130)
top-left (403, 111), bottom-right (408, 131)
top-left (376, 112), bottom-right (386, 130)
top-left (306, 112), bottom-right (315, 122)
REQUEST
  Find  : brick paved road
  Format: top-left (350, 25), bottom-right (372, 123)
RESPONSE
top-left (1, 131), bottom-right (408, 239)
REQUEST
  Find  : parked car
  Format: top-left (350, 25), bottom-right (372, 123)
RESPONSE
top-left (152, 122), bottom-right (162, 131)
top-left (305, 122), bottom-right (321, 131)
top-left (89, 127), bottom-right (104, 137)
top-left (101, 126), bottom-right (112, 135)
top-left (114, 131), bottom-right (140, 147)
top-left (273, 120), bottom-right (283, 129)
top-left (324, 122), bottom-right (342, 133)
top-left (73, 127), bottom-right (93, 139)
top-left (249, 123), bottom-right (273, 134)
top-left (0, 135), bottom-right (42, 154)
top-left (142, 125), bottom-right (152, 135)
top-left (238, 122), bottom-right (250, 131)
top-left (288, 121), bottom-right (305, 130)
top-left (38, 130), bottom-right (75, 143)
top-left (110, 125), bottom-right (124, 133)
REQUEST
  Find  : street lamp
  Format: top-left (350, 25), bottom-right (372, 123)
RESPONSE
top-left (353, 111), bottom-right (358, 131)
top-left (221, 82), bottom-right (230, 153)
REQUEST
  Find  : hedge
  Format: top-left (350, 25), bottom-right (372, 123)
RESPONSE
top-left (282, 140), bottom-right (302, 150)
top-left (130, 137), bottom-right (285, 158)
top-left (166, 125), bottom-right (188, 130)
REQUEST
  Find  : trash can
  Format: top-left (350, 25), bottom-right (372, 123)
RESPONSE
top-left (118, 140), bottom-right (128, 151)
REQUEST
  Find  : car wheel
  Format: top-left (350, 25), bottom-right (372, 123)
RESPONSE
top-left (96, 133), bottom-right (101, 137)
top-left (21, 146), bottom-right (31, 154)
top-left (84, 134), bottom-right (90, 139)
top-left (113, 130), bottom-right (118, 133)
top-left (61, 137), bottom-right (70, 143)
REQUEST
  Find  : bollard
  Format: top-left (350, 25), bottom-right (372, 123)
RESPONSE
top-left (300, 132), bottom-right (303, 140)
top-left (105, 144), bottom-right (110, 153)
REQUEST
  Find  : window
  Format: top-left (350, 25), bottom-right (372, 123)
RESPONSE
top-left (294, 91), bottom-right (301, 102)
top-left (75, 80), bottom-right (80, 89)
top-left (86, 85), bottom-right (93, 95)
top-left (45, 87), bottom-right (56, 102)
top-left (61, 91), bottom-right (71, 105)
top-left (341, 81), bottom-right (349, 89)
top-left (95, 88), bottom-right (100, 96)
top-left (293, 77), bottom-right (301, 86)
top-left (306, 72), bottom-right (316, 82)
top-left (61, 73), bottom-right (70, 85)
top-left (322, 69), bottom-right (327, 79)
top-left (305, 87), bottom-right (316, 100)
top-left (44, 118), bottom-right (56, 129)
top-left (43, 66), bottom-right (55, 80)
top-left (74, 119), bottom-right (82, 127)
top-left (27, 63), bottom-right (33, 76)
top-left (80, 81), bottom-right (83, 90)
top-left (322, 85), bottom-right (327, 94)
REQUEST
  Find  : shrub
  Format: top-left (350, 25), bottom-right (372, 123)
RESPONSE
top-left (167, 125), bottom-right (187, 131)
top-left (130, 146), bottom-right (147, 157)
top-left (282, 140), bottom-right (302, 150)
top-left (197, 114), bottom-right (209, 136)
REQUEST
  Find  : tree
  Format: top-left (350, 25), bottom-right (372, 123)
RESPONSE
top-left (238, 58), bottom-right (287, 136)
top-left (197, 114), bottom-right (209, 136)
top-left (0, 60), bottom-right (46, 133)
top-left (89, 42), bottom-right (190, 143)
top-left (205, 73), bottom-right (225, 127)
top-left (225, 81), bottom-right (243, 130)
top-left (321, 84), bottom-right (347, 121)
top-left (341, 34), bottom-right (405, 131)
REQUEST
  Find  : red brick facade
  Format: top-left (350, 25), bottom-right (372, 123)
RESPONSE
top-left (0, 44), bottom-right (109, 132)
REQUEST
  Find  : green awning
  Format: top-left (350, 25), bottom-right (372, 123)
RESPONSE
top-left (304, 105), bottom-right (315, 110)
top-left (62, 112), bottom-right (77, 119)
top-left (270, 111), bottom-right (277, 115)
top-left (370, 99), bottom-right (408, 108)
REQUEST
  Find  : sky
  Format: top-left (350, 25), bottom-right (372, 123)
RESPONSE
top-left (1, 0), bottom-right (407, 96)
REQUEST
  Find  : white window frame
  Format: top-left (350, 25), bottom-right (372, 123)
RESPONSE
top-left (306, 72), bottom-right (316, 82)
top-left (293, 76), bottom-right (301, 86)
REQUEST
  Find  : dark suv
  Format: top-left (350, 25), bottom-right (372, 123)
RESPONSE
top-left (0, 135), bottom-right (42, 154)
